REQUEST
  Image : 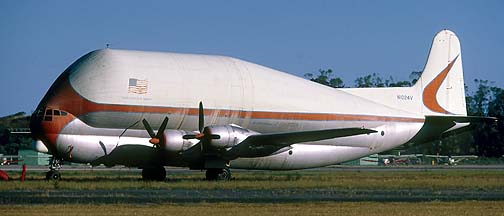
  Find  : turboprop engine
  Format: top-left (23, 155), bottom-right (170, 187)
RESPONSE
top-left (199, 125), bottom-right (259, 149)
top-left (141, 103), bottom-right (260, 156)
top-left (140, 116), bottom-right (198, 152)
top-left (140, 114), bottom-right (258, 153)
top-left (160, 130), bottom-right (198, 152)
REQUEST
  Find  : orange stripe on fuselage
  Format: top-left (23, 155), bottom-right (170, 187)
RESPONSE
top-left (41, 74), bottom-right (425, 124)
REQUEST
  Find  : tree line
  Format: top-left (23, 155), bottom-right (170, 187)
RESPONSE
top-left (0, 70), bottom-right (502, 158)
top-left (0, 112), bottom-right (31, 155)
top-left (305, 69), bottom-right (504, 158)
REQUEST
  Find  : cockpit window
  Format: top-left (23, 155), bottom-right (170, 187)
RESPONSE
top-left (38, 108), bottom-right (68, 121)
top-left (35, 109), bottom-right (44, 117)
top-left (44, 115), bottom-right (52, 121)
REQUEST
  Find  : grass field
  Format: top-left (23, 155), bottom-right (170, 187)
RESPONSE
top-left (1, 169), bottom-right (504, 215)
top-left (1, 169), bottom-right (504, 191)
top-left (3, 201), bottom-right (504, 216)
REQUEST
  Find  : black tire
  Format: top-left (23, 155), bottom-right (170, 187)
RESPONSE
top-left (217, 168), bottom-right (231, 181)
top-left (141, 167), bottom-right (166, 181)
top-left (46, 170), bottom-right (61, 181)
top-left (206, 168), bottom-right (231, 181)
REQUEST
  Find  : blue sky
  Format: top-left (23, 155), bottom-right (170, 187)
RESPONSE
top-left (1, 0), bottom-right (503, 116)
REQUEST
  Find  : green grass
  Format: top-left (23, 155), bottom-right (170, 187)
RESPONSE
top-left (1, 169), bottom-right (504, 191)
top-left (2, 170), bottom-right (504, 215)
top-left (3, 201), bottom-right (504, 216)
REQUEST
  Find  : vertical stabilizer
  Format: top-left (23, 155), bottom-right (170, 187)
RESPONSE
top-left (415, 30), bottom-right (467, 115)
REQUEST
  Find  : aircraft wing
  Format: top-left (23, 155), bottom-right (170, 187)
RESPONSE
top-left (226, 127), bottom-right (377, 158)
top-left (243, 127), bottom-right (377, 147)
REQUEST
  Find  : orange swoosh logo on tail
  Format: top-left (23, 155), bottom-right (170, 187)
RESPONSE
top-left (422, 55), bottom-right (459, 114)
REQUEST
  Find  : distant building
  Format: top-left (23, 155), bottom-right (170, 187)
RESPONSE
top-left (17, 149), bottom-right (50, 165)
top-left (342, 154), bottom-right (379, 166)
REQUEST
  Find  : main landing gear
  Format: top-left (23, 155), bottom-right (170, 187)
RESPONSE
top-left (46, 157), bottom-right (62, 180)
top-left (205, 168), bottom-right (231, 181)
top-left (141, 166), bottom-right (166, 181)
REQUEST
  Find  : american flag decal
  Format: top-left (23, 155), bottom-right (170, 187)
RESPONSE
top-left (128, 78), bottom-right (148, 94)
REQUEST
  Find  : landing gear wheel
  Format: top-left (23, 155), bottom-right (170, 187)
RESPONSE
top-left (46, 157), bottom-right (62, 181)
top-left (141, 167), bottom-right (166, 181)
top-left (46, 170), bottom-right (61, 181)
top-left (205, 168), bottom-right (231, 181)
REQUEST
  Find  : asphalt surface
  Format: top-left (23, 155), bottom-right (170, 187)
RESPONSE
top-left (2, 188), bottom-right (504, 204)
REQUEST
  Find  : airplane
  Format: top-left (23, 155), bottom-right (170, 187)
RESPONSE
top-left (372, 154), bottom-right (478, 166)
top-left (29, 29), bottom-right (495, 181)
top-left (423, 154), bottom-right (478, 166)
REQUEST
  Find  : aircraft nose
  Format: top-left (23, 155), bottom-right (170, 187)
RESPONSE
top-left (29, 109), bottom-right (45, 140)
top-left (28, 107), bottom-right (76, 154)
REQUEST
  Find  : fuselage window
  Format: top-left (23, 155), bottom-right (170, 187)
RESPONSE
top-left (54, 110), bottom-right (61, 116)
top-left (45, 109), bottom-right (53, 116)
top-left (61, 111), bottom-right (67, 116)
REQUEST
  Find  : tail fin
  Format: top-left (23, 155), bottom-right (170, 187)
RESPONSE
top-left (340, 30), bottom-right (468, 116)
top-left (415, 30), bottom-right (467, 115)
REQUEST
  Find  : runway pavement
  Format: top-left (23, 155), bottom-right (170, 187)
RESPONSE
top-left (2, 188), bottom-right (504, 204)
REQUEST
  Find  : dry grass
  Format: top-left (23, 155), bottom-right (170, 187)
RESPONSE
top-left (1, 169), bottom-right (503, 191)
top-left (2, 170), bottom-right (504, 215)
top-left (2, 201), bottom-right (504, 216)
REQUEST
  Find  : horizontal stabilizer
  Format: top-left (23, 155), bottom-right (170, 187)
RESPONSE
top-left (425, 115), bottom-right (498, 124)
top-left (408, 115), bottom-right (498, 146)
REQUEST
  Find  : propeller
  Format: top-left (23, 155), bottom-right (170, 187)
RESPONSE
top-left (182, 102), bottom-right (220, 141)
top-left (142, 116), bottom-right (169, 148)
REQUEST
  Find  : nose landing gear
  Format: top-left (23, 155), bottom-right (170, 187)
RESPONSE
top-left (45, 157), bottom-right (62, 180)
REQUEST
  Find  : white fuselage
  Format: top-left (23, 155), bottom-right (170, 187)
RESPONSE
top-left (31, 30), bottom-right (470, 170)
top-left (29, 48), bottom-right (429, 170)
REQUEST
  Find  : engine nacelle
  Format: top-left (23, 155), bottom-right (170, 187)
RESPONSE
top-left (162, 130), bottom-right (197, 152)
top-left (205, 125), bottom-right (258, 149)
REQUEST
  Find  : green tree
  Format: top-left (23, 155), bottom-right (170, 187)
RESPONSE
top-left (385, 76), bottom-right (412, 87)
top-left (465, 80), bottom-right (504, 157)
top-left (473, 86), bottom-right (504, 157)
top-left (467, 79), bottom-right (493, 116)
top-left (409, 71), bottom-right (422, 85)
top-left (354, 73), bottom-right (414, 88)
top-left (0, 112), bottom-right (31, 155)
top-left (354, 73), bottom-right (385, 87)
top-left (304, 69), bottom-right (344, 88)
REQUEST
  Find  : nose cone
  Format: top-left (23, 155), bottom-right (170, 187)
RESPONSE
top-left (30, 49), bottom-right (96, 155)
top-left (29, 109), bottom-right (45, 141)
top-left (29, 108), bottom-right (76, 154)
top-left (29, 108), bottom-right (55, 153)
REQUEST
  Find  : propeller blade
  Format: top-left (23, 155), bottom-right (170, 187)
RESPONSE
top-left (182, 102), bottom-right (220, 153)
top-left (142, 119), bottom-right (156, 138)
top-left (182, 134), bottom-right (197, 139)
top-left (198, 101), bottom-right (204, 133)
top-left (156, 117), bottom-right (169, 138)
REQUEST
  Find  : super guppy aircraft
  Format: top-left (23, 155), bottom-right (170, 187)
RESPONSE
top-left (30, 30), bottom-right (485, 180)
